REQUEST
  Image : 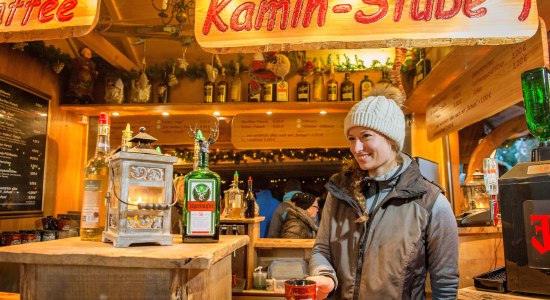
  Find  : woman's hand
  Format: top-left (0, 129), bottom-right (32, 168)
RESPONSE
top-left (306, 275), bottom-right (335, 300)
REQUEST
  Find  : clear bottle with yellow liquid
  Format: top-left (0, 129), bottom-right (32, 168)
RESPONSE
top-left (80, 112), bottom-right (110, 241)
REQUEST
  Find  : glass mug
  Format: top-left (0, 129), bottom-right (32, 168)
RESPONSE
top-left (284, 279), bottom-right (316, 300)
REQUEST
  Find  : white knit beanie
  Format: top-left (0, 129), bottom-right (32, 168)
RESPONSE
top-left (343, 84), bottom-right (406, 150)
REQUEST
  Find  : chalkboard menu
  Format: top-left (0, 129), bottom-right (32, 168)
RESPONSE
top-left (0, 78), bottom-right (49, 217)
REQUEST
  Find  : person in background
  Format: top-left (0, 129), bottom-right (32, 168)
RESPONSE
top-left (307, 85), bottom-right (459, 299)
top-left (267, 179), bottom-right (302, 238)
top-left (281, 192), bottom-right (318, 239)
top-left (255, 177), bottom-right (281, 238)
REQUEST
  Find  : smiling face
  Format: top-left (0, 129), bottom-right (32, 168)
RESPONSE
top-left (348, 126), bottom-right (398, 177)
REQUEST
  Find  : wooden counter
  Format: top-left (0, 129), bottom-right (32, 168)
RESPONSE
top-left (0, 235), bottom-right (249, 300)
top-left (458, 287), bottom-right (550, 299)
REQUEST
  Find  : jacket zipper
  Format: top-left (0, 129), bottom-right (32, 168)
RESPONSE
top-left (352, 182), bottom-right (380, 300)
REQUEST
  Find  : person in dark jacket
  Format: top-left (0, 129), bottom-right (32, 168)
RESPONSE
top-left (281, 193), bottom-right (319, 239)
top-left (307, 85), bottom-right (459, 300)
top-left (267, 179), bottom-right (302, 237)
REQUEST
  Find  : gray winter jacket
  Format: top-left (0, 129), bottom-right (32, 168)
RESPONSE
top-left (281, 206), bottom-right (317, 239)
top-left (309, 156), bottom-right (459, 299)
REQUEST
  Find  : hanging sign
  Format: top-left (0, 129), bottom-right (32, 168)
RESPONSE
top-left (425, 22), bottom-right (548, 141)
top-left (231, 113), bottom-right (347, 149)
top-left (195, 0), bottom-right (539, 53)
top-left (110, 115), bottom-right (219, 146)
top-left (0, 0), bottom-right (100, 43)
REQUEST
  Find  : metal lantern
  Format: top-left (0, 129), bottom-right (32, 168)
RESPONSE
top-left (461, 170), bottom-right (490, 211)
top-left (102, 127), bottom-right (178, 247)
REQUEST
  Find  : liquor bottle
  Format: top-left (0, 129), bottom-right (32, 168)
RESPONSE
top-left (80, 112), bottom-right (110, 241)
top-left (296, 77), bottom-right (310, 102)
top-left (312, 61), bottom-right (324, 102)
top-left (182, 130), bottom-right (221, 243)
top-left (276, 78), bottom-right (289, 102)
top-left (360, 74), bottom-right (374, 99)
top-left (262, 82), bottom-right (275, 102)
top-left (230, 63), bottom-right (242, 102)
top-left (248, 80), bottom-right (261, 102)
top-left (326, 64), bottom-right (338, 101)
top-left (217, 68), bottom-right (228, 103)
top-left (224, 171), bottom-right (244, 218)
top-left (414, 48), bottom-right (431, 87)
top-left (204, 81), bottom-right (214, 103)
top-left (521, 67), bottom-right (550, 143)
top-left (121, 123), bottom-right (133, 152)
top-left (244, 176), bottom-right (256, 218)
top-left (340, 72), bottom-right (354, 101)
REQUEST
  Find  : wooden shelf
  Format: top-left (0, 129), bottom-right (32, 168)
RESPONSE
top-left (59, 101), bottom-right (356, 117)
top-left (404, 45), bottom-right (494, 114)
top-left (221, 216), bottom-right (265, 224)
top-left (255, 238), bottom-right (315, 249)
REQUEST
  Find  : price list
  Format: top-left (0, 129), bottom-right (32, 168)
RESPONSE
top-left (0, 79), bottom-right (48, 215)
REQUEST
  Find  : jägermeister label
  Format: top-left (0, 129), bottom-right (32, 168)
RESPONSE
top-left (185, 179), bottom-right (217, 236)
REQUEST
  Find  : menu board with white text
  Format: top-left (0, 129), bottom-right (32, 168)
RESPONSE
top-left (0, 79), bottom-right (49, 216)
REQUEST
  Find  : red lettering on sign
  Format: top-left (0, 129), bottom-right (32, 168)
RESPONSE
top-left (188, 201), bottom-right (216, 212)
top-left (463, 0), bottom-right (487, 18)
top-left (355, 0), bottom-right (387, 24)
top-left (518, 0), bottom-right (531, 21)
top-left (202, 0), bottom-right (231, 34)
top-left (410, 0), bottom-right (434, 21)
top-left (38, 0), bottom-right (57, 23)
top-left (56, 0), bottom-right (76, 22)
top-left (255, 0), bottom-right (290, 31)
top-left (435, 0), bottom-right (461, 19)
top-left (21, 0), bottom-right (41, 25)
top-left (531, 214), bottom-right (550, 255)
top-left (6, 0), bottom-right (24, 26)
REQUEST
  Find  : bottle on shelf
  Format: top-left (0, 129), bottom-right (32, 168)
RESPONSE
top-left (296, 76), bottom-right (310, 102)
top-left (217, 67), bottom-right (228, 103)
top-left (244, 176), bottom-right (257, 218)
top-left (276, 78), bottom-right (289, 102)
top-left (121, 123), bottom-right (133, 152)
top-left (80, 112), bottom-right (111, 241)
top-left (248, 80), bottom-right (261, 102)
top-left (204, 80), bottom-right (215, 103)
top-left (326, 64), bottom-right (338, 102)
top-left (182, 130), bottom-right (221, 243)
top-left (360, 74), bottom-right (374, 100)
top-left (414, 48), bottom-right (431, 87)
top-left (224, 171), bottom-right (244, 218)
top-left (340, 72), bottom-right (354, 101)
top-left (230, 63), bottom-right (242, 102)
top-left (312, 61), bottom-right (324, 102)
top-left (262, 82), bottom-right (275, 102)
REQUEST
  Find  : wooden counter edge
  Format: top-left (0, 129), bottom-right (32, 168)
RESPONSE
top-left (255, 238), bottom-right (315, 249)
top-left (458, 286), bottom-right (550, 299)
top-left (0, 235), bottom-right (249, 270)
top-left (458, 226), bottom-right (502, 235)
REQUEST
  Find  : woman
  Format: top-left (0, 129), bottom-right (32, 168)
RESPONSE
top-left (307, 85), bottom-right (459, 299)
top-left (280, 192), bottom-right (318, 239)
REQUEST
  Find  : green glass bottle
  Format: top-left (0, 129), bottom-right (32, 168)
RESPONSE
top-left (521, 67), bottom-right (550, 143)
top-left (182, 130), bottom-right (221, 243)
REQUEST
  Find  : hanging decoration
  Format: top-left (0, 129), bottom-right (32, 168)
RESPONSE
top-left (250, 52), bottom-right (291, 83)
top-left (177, 47), bottom-right (189, 71)
top-left (171, 148), bottom-right (352, 165)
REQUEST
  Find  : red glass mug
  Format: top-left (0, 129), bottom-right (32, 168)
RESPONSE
top-left (284, 279), bottom-right (316, 300)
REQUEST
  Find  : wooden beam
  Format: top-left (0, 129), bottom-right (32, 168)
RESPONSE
top-left (466, 115), bottom-right (529, 182)
top-left (77, 31), bottom-right (140, 72)
top-left (101, 0), bottom-right (141, 68)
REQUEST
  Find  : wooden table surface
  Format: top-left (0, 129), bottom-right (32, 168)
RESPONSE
top-left (0, 235), bottom-right (249, 270)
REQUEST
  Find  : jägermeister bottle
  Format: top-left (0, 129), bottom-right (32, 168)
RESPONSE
top-left (182, 130), bottom-right (221, 243)
top-left (521, 67), bottom-right (550, 142)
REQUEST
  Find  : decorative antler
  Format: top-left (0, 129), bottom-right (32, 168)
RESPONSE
top-left (207, 121), bottom-right (219, 145)
top-left (188, 125), bottom-right (199, 140)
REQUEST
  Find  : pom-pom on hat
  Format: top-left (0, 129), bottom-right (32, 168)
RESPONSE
top-left (343, 84), bottom-right (406, 150)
